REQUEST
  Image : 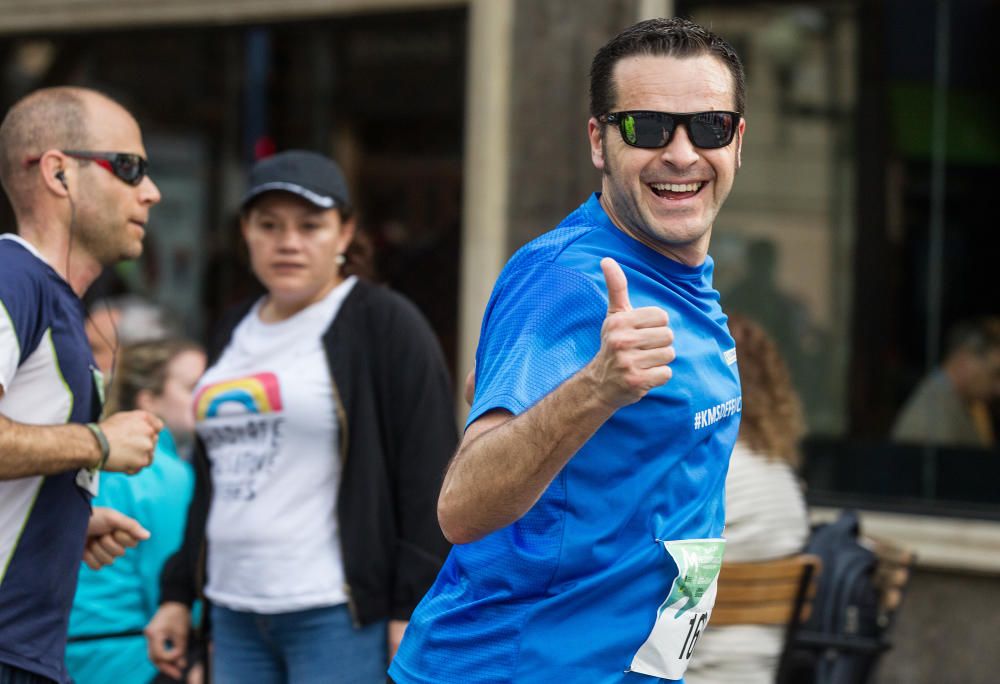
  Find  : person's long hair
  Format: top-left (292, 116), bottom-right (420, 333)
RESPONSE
top-left (729, 313), bottom-right (805, 466)
top-left (105, 338), bottom-right (202, 414)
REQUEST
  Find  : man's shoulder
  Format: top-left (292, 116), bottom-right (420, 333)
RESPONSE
top-left (505, 200), bottom-right (607, 272)
top-left (479, 196), bottom-right (615, 338)
top-left (892, 370), bottom-right (967, 441)
top-left (0, 235), bottom-right (50, 281)
top-left (0, 237), bottom-right (56, 323)
top-left (906, 370), bottom-right (959, 409)
top-left (0, 236), bottom-right (56, 292)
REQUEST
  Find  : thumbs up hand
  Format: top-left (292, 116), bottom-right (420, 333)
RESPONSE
top-left (588, 257), bottom-right (675, 408)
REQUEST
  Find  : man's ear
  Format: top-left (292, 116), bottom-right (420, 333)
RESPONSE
top-left (735, 117), bottom-right (746, 171)
top-left (38, 150), bottom-right (70, 196)
top-left (588, 118), bottom-right (606, 172)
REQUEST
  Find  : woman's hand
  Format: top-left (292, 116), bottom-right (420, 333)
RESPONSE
top-left (145, 601), bottom-right (191, 679)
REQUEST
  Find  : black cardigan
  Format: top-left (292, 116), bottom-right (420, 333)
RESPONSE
top-left (160, 279), bottom-right (456, 625)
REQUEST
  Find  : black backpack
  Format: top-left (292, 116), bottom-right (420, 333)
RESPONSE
top-left (783, 510), bottom-right (886, 684)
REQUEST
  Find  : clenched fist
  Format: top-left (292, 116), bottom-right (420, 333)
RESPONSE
top-left (84, 507), bottom-right (150, 569)
top-left (146, 602), bottom-right (192, 680)
top-left (98, 410), bottom-right (163, 474)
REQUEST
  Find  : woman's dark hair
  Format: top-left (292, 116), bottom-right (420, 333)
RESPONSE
top-left (589, 17), bottom-right (746, 118)
top-left (341, 222), bottom-right (376, 280)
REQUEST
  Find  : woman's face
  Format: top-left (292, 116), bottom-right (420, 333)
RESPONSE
top-left (141, 349), bottom-right (206, 441)
top-left (241, 193), bottom-right (355, 307)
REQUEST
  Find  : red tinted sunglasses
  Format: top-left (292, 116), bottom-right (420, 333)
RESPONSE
top-left (25, 150), bottom-right (149, 186)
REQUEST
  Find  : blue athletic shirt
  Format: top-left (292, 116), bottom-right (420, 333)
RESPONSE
top-left (390, 194), bottom-right (741, 684)
top-left (0, 235), bottom-right (101, 683)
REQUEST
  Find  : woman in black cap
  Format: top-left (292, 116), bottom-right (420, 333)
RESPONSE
top-left (145, 150), bottom-right (457, 683)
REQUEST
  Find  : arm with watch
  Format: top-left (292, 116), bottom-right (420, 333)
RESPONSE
top-left (0, 389), bottom-right (163, 568)
top-left (0, 395), bottom-right (162, 479)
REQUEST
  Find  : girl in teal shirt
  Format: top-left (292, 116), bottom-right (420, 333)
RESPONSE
top-left (67, 339), bottom-right (205, 684)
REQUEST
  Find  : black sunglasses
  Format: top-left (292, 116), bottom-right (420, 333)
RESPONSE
top-left (25, 150), bottom-right (150, 186)
top-left (600, 111), bottom-right (741, 150)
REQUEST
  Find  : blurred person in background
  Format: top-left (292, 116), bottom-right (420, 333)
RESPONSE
top-left (685, 313), bottom-right (809, 684)
top-left (85, 295), bottom-right (180, 379)
top-left (66, 339), bottom-right (206, 684)
top-left (145, 150), bottom-right (456, 683)
top-left (0, 86), bottom-right (162, 684)
top-left (892, 316), bottom-right (1000, 448)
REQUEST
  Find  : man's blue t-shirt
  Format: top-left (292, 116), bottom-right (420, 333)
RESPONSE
top-left (390, 195), bottom-right (741, 684)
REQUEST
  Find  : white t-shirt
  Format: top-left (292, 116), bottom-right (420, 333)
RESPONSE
top-left (686, 441), bottom-right (810, 684)
top-left (195, 277), bottom-right (356, 613)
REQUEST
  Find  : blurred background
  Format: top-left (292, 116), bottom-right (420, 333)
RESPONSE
top-left (0, 0), bottom-right (996, 681)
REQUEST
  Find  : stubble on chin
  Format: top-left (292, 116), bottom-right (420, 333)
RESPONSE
top-left (97, 234), bottom-right (143, 266)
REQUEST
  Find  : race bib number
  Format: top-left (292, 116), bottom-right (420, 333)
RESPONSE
top-left (76, 467), bottom-right (100, 497)
top-left (76, 364), bottom-right (108, 497)
top-left (628, 538), bottom-right (726, 680)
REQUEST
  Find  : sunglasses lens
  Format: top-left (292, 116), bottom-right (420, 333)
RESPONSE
top-left (689, 112), bottom-right (736, 149)
top-left (620, 113), bottom-right (672, 148)
top-left (113, 154), bottom-right (145, 185)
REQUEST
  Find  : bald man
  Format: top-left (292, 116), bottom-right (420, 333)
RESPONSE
top-left (0, 87), bottom-right (164, 683)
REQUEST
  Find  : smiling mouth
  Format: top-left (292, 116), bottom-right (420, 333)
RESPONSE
top-left (649, 181), bottom-right (705, 200)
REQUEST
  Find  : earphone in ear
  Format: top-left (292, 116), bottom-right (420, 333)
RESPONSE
top-left (55, 170), bottom-right (67, 189)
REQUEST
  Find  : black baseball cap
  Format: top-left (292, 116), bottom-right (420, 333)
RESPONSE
top-left (241, 150), bottom-right (351, 211)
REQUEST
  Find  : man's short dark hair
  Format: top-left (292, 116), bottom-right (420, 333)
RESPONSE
top-left (589, 17), bottom-right (746, 119)
top-left (946, 317), bottom-right (1000, 359)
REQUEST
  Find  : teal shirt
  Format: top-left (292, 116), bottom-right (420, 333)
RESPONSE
top-left (66, 429), bottom-right (195, 684)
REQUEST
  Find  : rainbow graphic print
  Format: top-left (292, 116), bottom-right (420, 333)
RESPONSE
top-left (195, 372), bottom-right (283, 420)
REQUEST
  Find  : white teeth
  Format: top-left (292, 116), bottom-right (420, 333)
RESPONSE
top-left (651, 182), bottom-right (703, 193)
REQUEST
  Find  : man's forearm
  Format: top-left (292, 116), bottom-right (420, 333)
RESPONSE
top-left (438, 363), bottom-right (617, 544)
top-left (440, 258), bottom-right (675, 544)
top-left (0, 413), bottom-right (101, 479)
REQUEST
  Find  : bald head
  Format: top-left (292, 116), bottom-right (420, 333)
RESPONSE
top-left (0, 87), bottom-right (127, 215)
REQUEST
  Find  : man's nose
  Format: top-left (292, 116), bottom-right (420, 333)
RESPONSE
top-left (659, 124), bottom-right (700, 169)
top-left (140, 175), bottom-right (162, 205)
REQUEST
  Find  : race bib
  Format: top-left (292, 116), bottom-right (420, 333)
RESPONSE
top-left (628, 538), bottom-right (726, 680)
top-left (76, 466), bottom-right (100, 497)
top-left (76, 365), bottom-right (107, 497)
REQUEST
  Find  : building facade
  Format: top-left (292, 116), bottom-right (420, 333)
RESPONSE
top-left (0, 1), bottom-right (997, 680)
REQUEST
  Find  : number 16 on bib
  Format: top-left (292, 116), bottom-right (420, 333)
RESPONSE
top-left (628, 539), bottom-right (726, 680)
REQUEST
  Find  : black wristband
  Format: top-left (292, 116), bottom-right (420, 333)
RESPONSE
top-left (85, 422), bottom-right (110, 470)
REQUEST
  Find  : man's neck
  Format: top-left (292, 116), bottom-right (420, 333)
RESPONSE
top-left (16, 220), bottom-right (102, 297)
top-left (597, 192), bottom-right (710, 267)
